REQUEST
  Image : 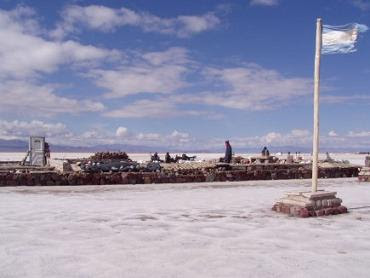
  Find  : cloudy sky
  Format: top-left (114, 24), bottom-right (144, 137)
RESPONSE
top-left (0, 0), bottom-right (369, 150)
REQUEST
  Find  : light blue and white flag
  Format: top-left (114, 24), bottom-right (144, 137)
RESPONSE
top-left (322, 23), bottom-right (368, 54)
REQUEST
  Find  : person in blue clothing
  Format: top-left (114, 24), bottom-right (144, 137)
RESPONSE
top-left (261, 146), bottom-right (270, 157)
top-left (224, 140), bottom-right (232, 163)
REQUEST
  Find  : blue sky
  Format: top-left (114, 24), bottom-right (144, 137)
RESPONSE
top-left (0, 0), bottom-right (369, 150)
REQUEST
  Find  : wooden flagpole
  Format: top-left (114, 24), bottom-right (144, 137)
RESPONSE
top-left (312, 18), bottom-right (322, 192)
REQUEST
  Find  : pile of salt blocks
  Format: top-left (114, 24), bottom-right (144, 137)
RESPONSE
top-left (272, 191), bottom-right (348, 217)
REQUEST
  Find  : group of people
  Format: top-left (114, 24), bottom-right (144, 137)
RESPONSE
top-left (151, 152), bottom-right (196, 163)
top-left (285, 152), bottom-right (304, 163)
top-left (222, 142), bottom-right (272, 164)
top-left (152, 142), bottom-right (273, 165)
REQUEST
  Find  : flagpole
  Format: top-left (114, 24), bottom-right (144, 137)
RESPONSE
top-left (312, 18), bottom-right (322, 192)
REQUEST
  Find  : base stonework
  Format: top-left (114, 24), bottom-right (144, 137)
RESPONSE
top-left (358, 167), bottom-right (370, 182)
top-left (272, 191), bottom-right (348, 217)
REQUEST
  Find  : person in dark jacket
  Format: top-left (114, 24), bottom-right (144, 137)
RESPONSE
top-left (181, 153), bottom-right (197, 161)
top-left (261, 146), bottom-right (267, 156)
top-left (151, 152), bottom-right (163, 162)
top-left (165, 152), bottom-right (173, 163)
top-left (261, 146), bottom-right (270, 157)
top-left (224, 140), bottom-right (232, 163)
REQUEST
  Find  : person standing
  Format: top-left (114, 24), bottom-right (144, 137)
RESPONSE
top-left (224, 140), bottom-right (232, 163)
top-left (165, 152), bottom-right (173, 163)
top-left (261, 146), bottom-right (267, 156)
top-left (261, 146), bottom-right (270, 157)
top-left (151, 152), bottom-right (162, 162)
top-left (286, 152), bottom-right (294, 163)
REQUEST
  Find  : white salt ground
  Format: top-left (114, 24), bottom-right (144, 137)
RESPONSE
top-left (0, 151), bottom-right (367, 166)
top-left (1, 178), bottom-right (370, 278)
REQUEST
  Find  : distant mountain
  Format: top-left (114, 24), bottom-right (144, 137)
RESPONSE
top-left (0, 138), bottom-right (368, 154)
top-left (234, 145), bottom-right (370, 154)
top-left (0, 139), bottom-right (28, 152)
top-left (0, 139), bottom-right (210, 153)
top-left (232, 146), bottom-right (311, 154)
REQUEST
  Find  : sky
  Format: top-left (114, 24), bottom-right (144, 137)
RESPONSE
top-left (0, 0), bottom-right (370, 151)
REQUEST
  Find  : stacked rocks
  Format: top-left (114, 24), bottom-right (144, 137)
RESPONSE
top-left (161, 161), bottom-right (216, 171)
top-left (358, 156), bottom-right (370, 182)
top-left (272, 191), bottom-right (348, 217)
top-left (88, 152), bottom-right (130, 161)
top-left (0, 163), bottom-right (360, 187)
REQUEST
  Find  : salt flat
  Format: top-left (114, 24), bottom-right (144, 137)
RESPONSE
top-left (1, 178), bottom-right (370, 278)
top-left (0, 152), bottom-right (367, 165)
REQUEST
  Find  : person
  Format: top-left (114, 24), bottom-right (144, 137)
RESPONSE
top-left (224, 140), bottom-right (232, 163)
top-left (261, 146), bottom-right (267, 156)
top-left (181, 153), bottom-right (190, 160)
top-left (44, 142), bottom-right (50, 166)
top-left (151, 152), bottom-right (163, 162)
top-left (165, 152), bottom-right (173, 163)
top-left (262, 146), bottom-right (270, 157)
top-left (325, 152), bottom-right (334, 162)
top-left (164, 152), bottom-right (177, 163)
top-left (286, 152), bottom-right (294, 163)
top-left (181, 153), bottom-right (196, 161)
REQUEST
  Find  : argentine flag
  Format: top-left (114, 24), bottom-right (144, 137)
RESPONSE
top-left (322, 23), bottom-right (368, 54)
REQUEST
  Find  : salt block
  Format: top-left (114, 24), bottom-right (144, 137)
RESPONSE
top-left (302, 191), bottom-right (337, 199)
top-left (272, 190), bottom-right (348, 218)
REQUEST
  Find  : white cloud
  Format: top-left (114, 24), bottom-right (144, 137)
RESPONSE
top-left (323, 130), bottom-right (370, 148)
top-left (104, 99), bottom-right (176, 118)
top-left (91, 65), bottom-right (187, 98)
top-left (204, 129), bottom-right (312, 150)
top-left (2, 5), bottom-right (42, 35)
top-left (0, 6), bottom-right (116, 116)
top-left (250, 0), bottom-right (279, 6)
top-left (136, 132), bottom-right (161, 142)
top-left (0, 119), bottom-right (196, 148)
top-left (0, 7), bottom-right (119, 79)
top-left (89, 47), bottom-right (190, 98)
top-left (191, 65), bottom-right (311, 110)
top-left (0, 120), bottom-right (72, 140)
top-left (170, 130), bottom-right (191, 144)
top-left (52, 5), bottom-right (220, 39)
top-left (351, 0), bottom-right (370, 11)
top-left (0, 81), bottom-right (105, 115)
top-left (0, 6), bottom-right (315, 122)
top-left (321, 95), bottom-right (370, 104)
top-left (99, 57), bottom-right (312, 117)
top-left (260, 129), bottom-right (310, 146)
top-left (348, 131), bottom-right (370, 138)
top-left (142, 47), bottom-right (189, 66)
top-left (176, 14), bottom-right (220, 36)
top-left (116, 127), bottom-right (129, 138)
top-left (219, 129), bottom-right (370, 150)
top-left (81, 128), bottom-right (195, 147)
top-left (2, 119), bottom-right (370, 150)
top-left (262, 132), bottom-right (282, 144)
top-left (328, 130), bottom-right (338, 137)
top-left (103, 97), bottom-right (214, 119)
top-left (132, 129), bottom-right (194, 146)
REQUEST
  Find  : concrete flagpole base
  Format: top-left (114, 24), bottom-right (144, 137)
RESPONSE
top-left (272, 190), bottom-right (348, 218)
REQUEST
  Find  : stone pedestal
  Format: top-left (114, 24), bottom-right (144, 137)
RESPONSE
top-left (272, 190), bottom-right (348, 217)
top-left (359, 167), bottom-right (370, 182)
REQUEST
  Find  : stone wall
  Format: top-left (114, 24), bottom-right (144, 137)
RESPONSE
top-left (0, 165), bottom-right (359, 186)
